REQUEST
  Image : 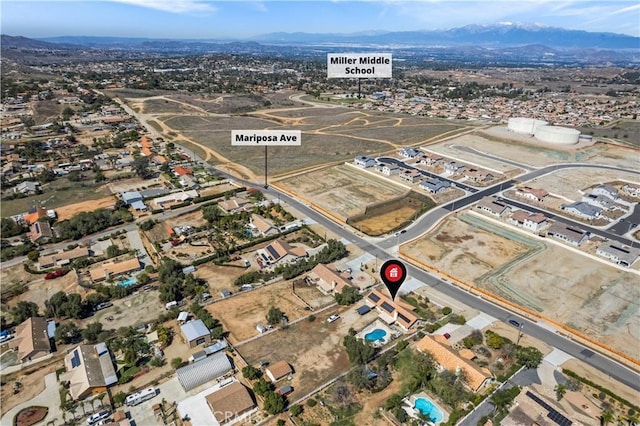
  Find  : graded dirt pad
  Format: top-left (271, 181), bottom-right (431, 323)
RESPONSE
top-left (0, 363), bottom-right (58, 415)
top-left (328, 123), bottom-right (464, 145)
top-left (236, 305), bottom-right (376, 402)
top-left (527, 168), bottom-right (639, 201)
top-left (55, 196), bottom-right (116, 221)
top-left (429, 129), bottom-right (639, 171)
top-left (206, 280), bottom-right (311, 344)
top-left (12, 271), bottom-right (85, 312)
top-left (279, 165), bottom-right (408, 220)
top-left (89, 291), bottom-right (165, 331)
top-left (403, 212), bottom-right (640, 359)
top-left (165, 209), bottom-right (207, 228)
top-left (194, 263), bottom-right (258, 295)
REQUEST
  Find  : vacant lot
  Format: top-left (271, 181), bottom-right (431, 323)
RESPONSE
top-left (11, 271), bottom-right (85, 312)
top-left (402, 212), bottom-right (639, 359)
top-left (328, 123), bottom-right (464, 145)
top-left (527, 168), bottom-right (639, 201)
top-left (279, 165), bottom-right (408, 220)
top-left (237, 304), bottom-right (377, 401)
top-left (88, 291), bottom-right (165, 331)
top-left (206, 280), bottom-right (310, 344)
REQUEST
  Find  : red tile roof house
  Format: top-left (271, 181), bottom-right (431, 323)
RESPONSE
top-left (515, 186), bottom-right (549, 203)
top-left (173, 166), bottom-right (193, 177)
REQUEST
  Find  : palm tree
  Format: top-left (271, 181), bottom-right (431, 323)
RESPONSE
top-left (601, 408), bottom-right (614, 425)
top-left (554, 384), bottom-right (567, 401)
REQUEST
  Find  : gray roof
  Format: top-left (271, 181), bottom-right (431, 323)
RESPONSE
top-left (562, 201), bottom-right (602, 217)
top-left (420, 178), bottom-right (450, 192)
top-left (122, 191), bottom-right (142, 203)
top-left (597, 241), bottom-right (640, 266)
top-left (176, 351), bottom-right (233, 391)
top-left (140, 188), bottom-right (170, 198)
top-left (180, 319), bottom-right (210, 342)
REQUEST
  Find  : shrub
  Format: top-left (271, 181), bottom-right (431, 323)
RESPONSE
top-left (307, 398), bottom-right (317, 407)
top-left (442, 307), bottom-right (452, 315)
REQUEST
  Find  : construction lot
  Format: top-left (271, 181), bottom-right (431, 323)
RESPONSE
top-left (278, 165), bottom-right (408, 220)
top-left (402, 212), bottom-right (639, 359)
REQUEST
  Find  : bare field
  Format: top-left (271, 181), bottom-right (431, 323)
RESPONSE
top-left (164, 115), bottom-right (273, 131)
top-left (55, 196), bottom-right (116, 221)
top-left (194, 263), bottom-right (253, 295)
top-left (198, 183), bottom-right (239, 197)
top-left (403, 212), bottom-right (639, 359)
top-left (351, 205), bottom-right (418, 235)
top-left (206, 280), bottom-right (310, 344)
top-left (165, 209), bottom-right (207, 228)
top-left (279, 165), bottom-right (408, 220)
top-left (12, 272), bottom-right (85, 312)
top-left (328, 123), bottom-right (464, 145)
top-left (424, 135), bottom-right (522, 173)
top-left (237, 305), bottom-right (377, 401)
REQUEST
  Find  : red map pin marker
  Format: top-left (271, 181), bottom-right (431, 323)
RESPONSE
top-left (380, 259), bottom-right (407, 301)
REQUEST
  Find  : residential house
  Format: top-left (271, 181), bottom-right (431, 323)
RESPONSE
top-left (622, 183), bottom-right (640, 198)
top-left (547, 222), bottom-right (589, 246)
top-left (596, 241), bottom-right (640, 267)
top-left (250, 214), bottom-right (279, 237)
top-left (307, 263), bottom-right (353, 295)
top-left (508, 211), bottom-right (548, 233)
top-left (176, 352), bottom-right (233, 392)
top-left (14, 181), bottom-right (40, 194)
top-left (173, 166), bottom-right (193, 177)
top-left (354, 155), bottom-right (376, 168)
top-left (365, 289), bottom-right (420, 331)
top-left (258, 239), bottom-right (307, 266)
top-left (89, 258), bottom-right (141, 282)
top-left (121, 191), bottom-right (142, 205)
top-left (420, 178), bottom-right (451, 194)
top-left (582, 194), bottom-right (615, 210)
top-left (265, 360), bottom-right (293, 383)
top-left (218, 196), bottom-right (251, 213)
top-left (152, 190), bottom-right (199, 209)
top-left (416, 335), bottom-right (492, 393)
top-left (399, 169), bottom-right (422, 183)
top-left (592, 184), bottom-right (618, 200)
top-left (39, 246), bottom-right (89, 269)
top-left (151, 155), bottom-right (168, 165)
top-left (139, 135), bottom-right (153, 157)
top-left (29, 221), bottom-right (54, 243)
top-left (562, 202), bottom-right (602, 220)
top-left (205, 380), bottom-right (256, 424)
top-left (399, 147), bottom-right (420, 158)
top-left (476, 197), bottom-right (510, 217)
top-left (418, 154), bottom-right (444, 167)
top-left (10, 317), bottom-right (52, 363)
top-left (61, 343), bottom-right (118, 400)
top-left (23, 207), bottom-right (48, 225)
top-left (515, 186), bottom-right (549, 203)
top-left (465, 169), bottom-right (494, 183)
top-left (180, 319), bottom-right (211, 348)
top-left (179, 174), bottom-right (197, 188)
top-left (445, 162), bottom-right (466, 175)
top-left (381, 163), bottom-right (400, 176)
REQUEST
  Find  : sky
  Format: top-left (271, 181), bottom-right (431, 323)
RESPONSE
top-left (2, 0), bottom-right (639, 39)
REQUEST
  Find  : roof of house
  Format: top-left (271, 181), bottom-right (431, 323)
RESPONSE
top-left (548, 222), bottom-right (588, 242)
top-left (23, 207), bottom-right (48, 225)
top-left (176, 352), bottom-right (233, 391)
top-left (510, 210), bottom-right (530, 223)
top-left (251, 214), bottom-right (276, 234)
top-left (121, 191), bottom-right (142, 203)
top-left (180, 319), bottom-right (210, 342)
top-left (309, 263), bottom-right (352, 294)
top-left (477, 196), bottom-right (510, 214)
top-left (562, 201), bottom-right (602, 217)
top-left (265, 239), bottom-right (307, 261)
top-left (355, 155), bottom-right (374, 162)
top-left (152, 155), bottom-right (168, 164)
top-left (366, 289), bottom-right (419, 330)
top-left (416, 335), bottom-right (491, 392)
top-left (30, 221), bottom-right (53, 240)
top-left (517, 186), bottom-right (549, 199)
top-left (205, 381), bottom-right (255, 423)
top-left (597, 241), bottom-right (640, 265)
top-left (174, 166), bottom-right (193, 176)
top-left (89, 258), bottom-right (141, 281)
top-left (39, 246), bottom-right (89, 267)
top-left (421, 178), bottom-right (450, 191)
top-left (218, 197), bottom-right (250, 212)
top-left (266, 360), bottom-right (292, 381)
top-left (61, 343), bottom-right (117, 399)
top-left (13, 317), bottom-right (51, 362)
top-left (594, 184), bottom-right (618, 196)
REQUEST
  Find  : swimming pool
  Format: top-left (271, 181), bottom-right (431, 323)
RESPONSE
top-left (364, 328), bottom-right (387, 342)
top-left (118, 278), bottom-right (137, 287)
top-left (414, 397), bottom-right (444, 423)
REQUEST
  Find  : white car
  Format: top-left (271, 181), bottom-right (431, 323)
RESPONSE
top-left (87, 410), bottom-right (110, 425)
top-left (327, 314), bottom-right (340, 323)
top-left (0, 334), bottom-right (14, 343)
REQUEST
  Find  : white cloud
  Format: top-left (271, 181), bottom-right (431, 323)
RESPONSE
top-left (111, 0), bottom-right (217, 14)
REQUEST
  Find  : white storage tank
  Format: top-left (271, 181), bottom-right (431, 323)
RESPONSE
top-left (508, 117), bottom-right (548, 135)
top-left (534, 125), bottom-right (580, 145)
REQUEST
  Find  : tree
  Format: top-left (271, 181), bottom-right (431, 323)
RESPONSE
top-left (11, 301), bottom-right (39, 323)
top-left (61, 106), bottom-right (74, 121)
top-left (27, 250), bottom-right (40, 262)
top-left (486, 331), bottom-right (505, 349)
top-left (335, 286), bottom-right (362, 305)
top-left (252, 378), bottom-right (273, 397)
top-left (515, 346), bottom-right (543, 369)
top-left (491, 386), bottom-right (521, 413)
top-left (106, 245), bottom-right (121, 258)
top-left (242, 365), bottom-right (261, 380)
top-left (55, 322), bottom-right (81, 344)
top-left (442, 306), bottom-right (452, 315)
top-left (113, 391), bottom-right (127, 406)
top-left (82, 322), bottom-right (104, 344)
top-left (132, 156), bottom-right (152, 179)
top-left (266, 306), bottom-right (285, 325)
top-left (1, 218), bottom-right (26, 238)
top-left (263, 391), bottom-right (285, 414)
top-left (343, 335), bottom-right (376, 365)
top-left (170, 357), bottom-right (183, 370)
top-left (554, 384), bottom-right (566, 401)
top-left (289, 404), bottom-right (302, 416)
top-left (136, 272), bottom-right (150, 285)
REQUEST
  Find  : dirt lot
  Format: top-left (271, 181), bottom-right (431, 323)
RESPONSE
top-left (88, 290), bottom-right (165, 330)
top-left (194, 262), bottom-right (255, 295)
top-left (351, 206), bottom-right (418, 236)
top-left (279, 165), bottom-right (408, 220)
top-left (206, 280), bottom-right (313, 344)
top-left (10, 271), bottom-right (86, 312)
top-left (55, 196), bottom-right (116, 221)
top-left (237, 304), bottom-right (378, 402)
top-left (165, 210), bottom-right (207, 229)
top-left (429, 128), bottom-right (639, 171)
top-left (402, 212), bottom-right (640, 359)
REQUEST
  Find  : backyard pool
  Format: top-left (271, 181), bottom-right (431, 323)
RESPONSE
top-left (118, 278), bottom-right (137, 287)
top-left (364, 328), bottom-right (387, 342)
top-left (414, 397), bottom-right (444, 423)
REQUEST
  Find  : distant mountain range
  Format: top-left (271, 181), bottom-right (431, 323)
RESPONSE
top-left (34, 23), bottom-right (639, 50)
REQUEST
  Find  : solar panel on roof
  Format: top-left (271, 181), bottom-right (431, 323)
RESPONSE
top-left (547, 411), bottom-right (572, 426)
top-left (381, 301), bottom-right (394, 313)
top-left (368, 293), bottom-right (380, 302)
top-left (397, 312), bottom-right (410, 323)
top-left (71, 349), bottom-right (81, 368)
top-left (266, 245), bottom-right (280, 260)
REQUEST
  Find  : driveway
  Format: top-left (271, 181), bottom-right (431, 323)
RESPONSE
top-left (0, 373), bottom-right (62, 425)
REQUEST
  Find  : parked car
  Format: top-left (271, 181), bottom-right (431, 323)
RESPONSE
top-left (327, 314), bottom-right (340, 324)
top-left (44, 269), bottom-right (70, 280)
top-left (87, 410), bottom-right (110, 425)
top-left (508, 319), bottom-right (521, 328)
